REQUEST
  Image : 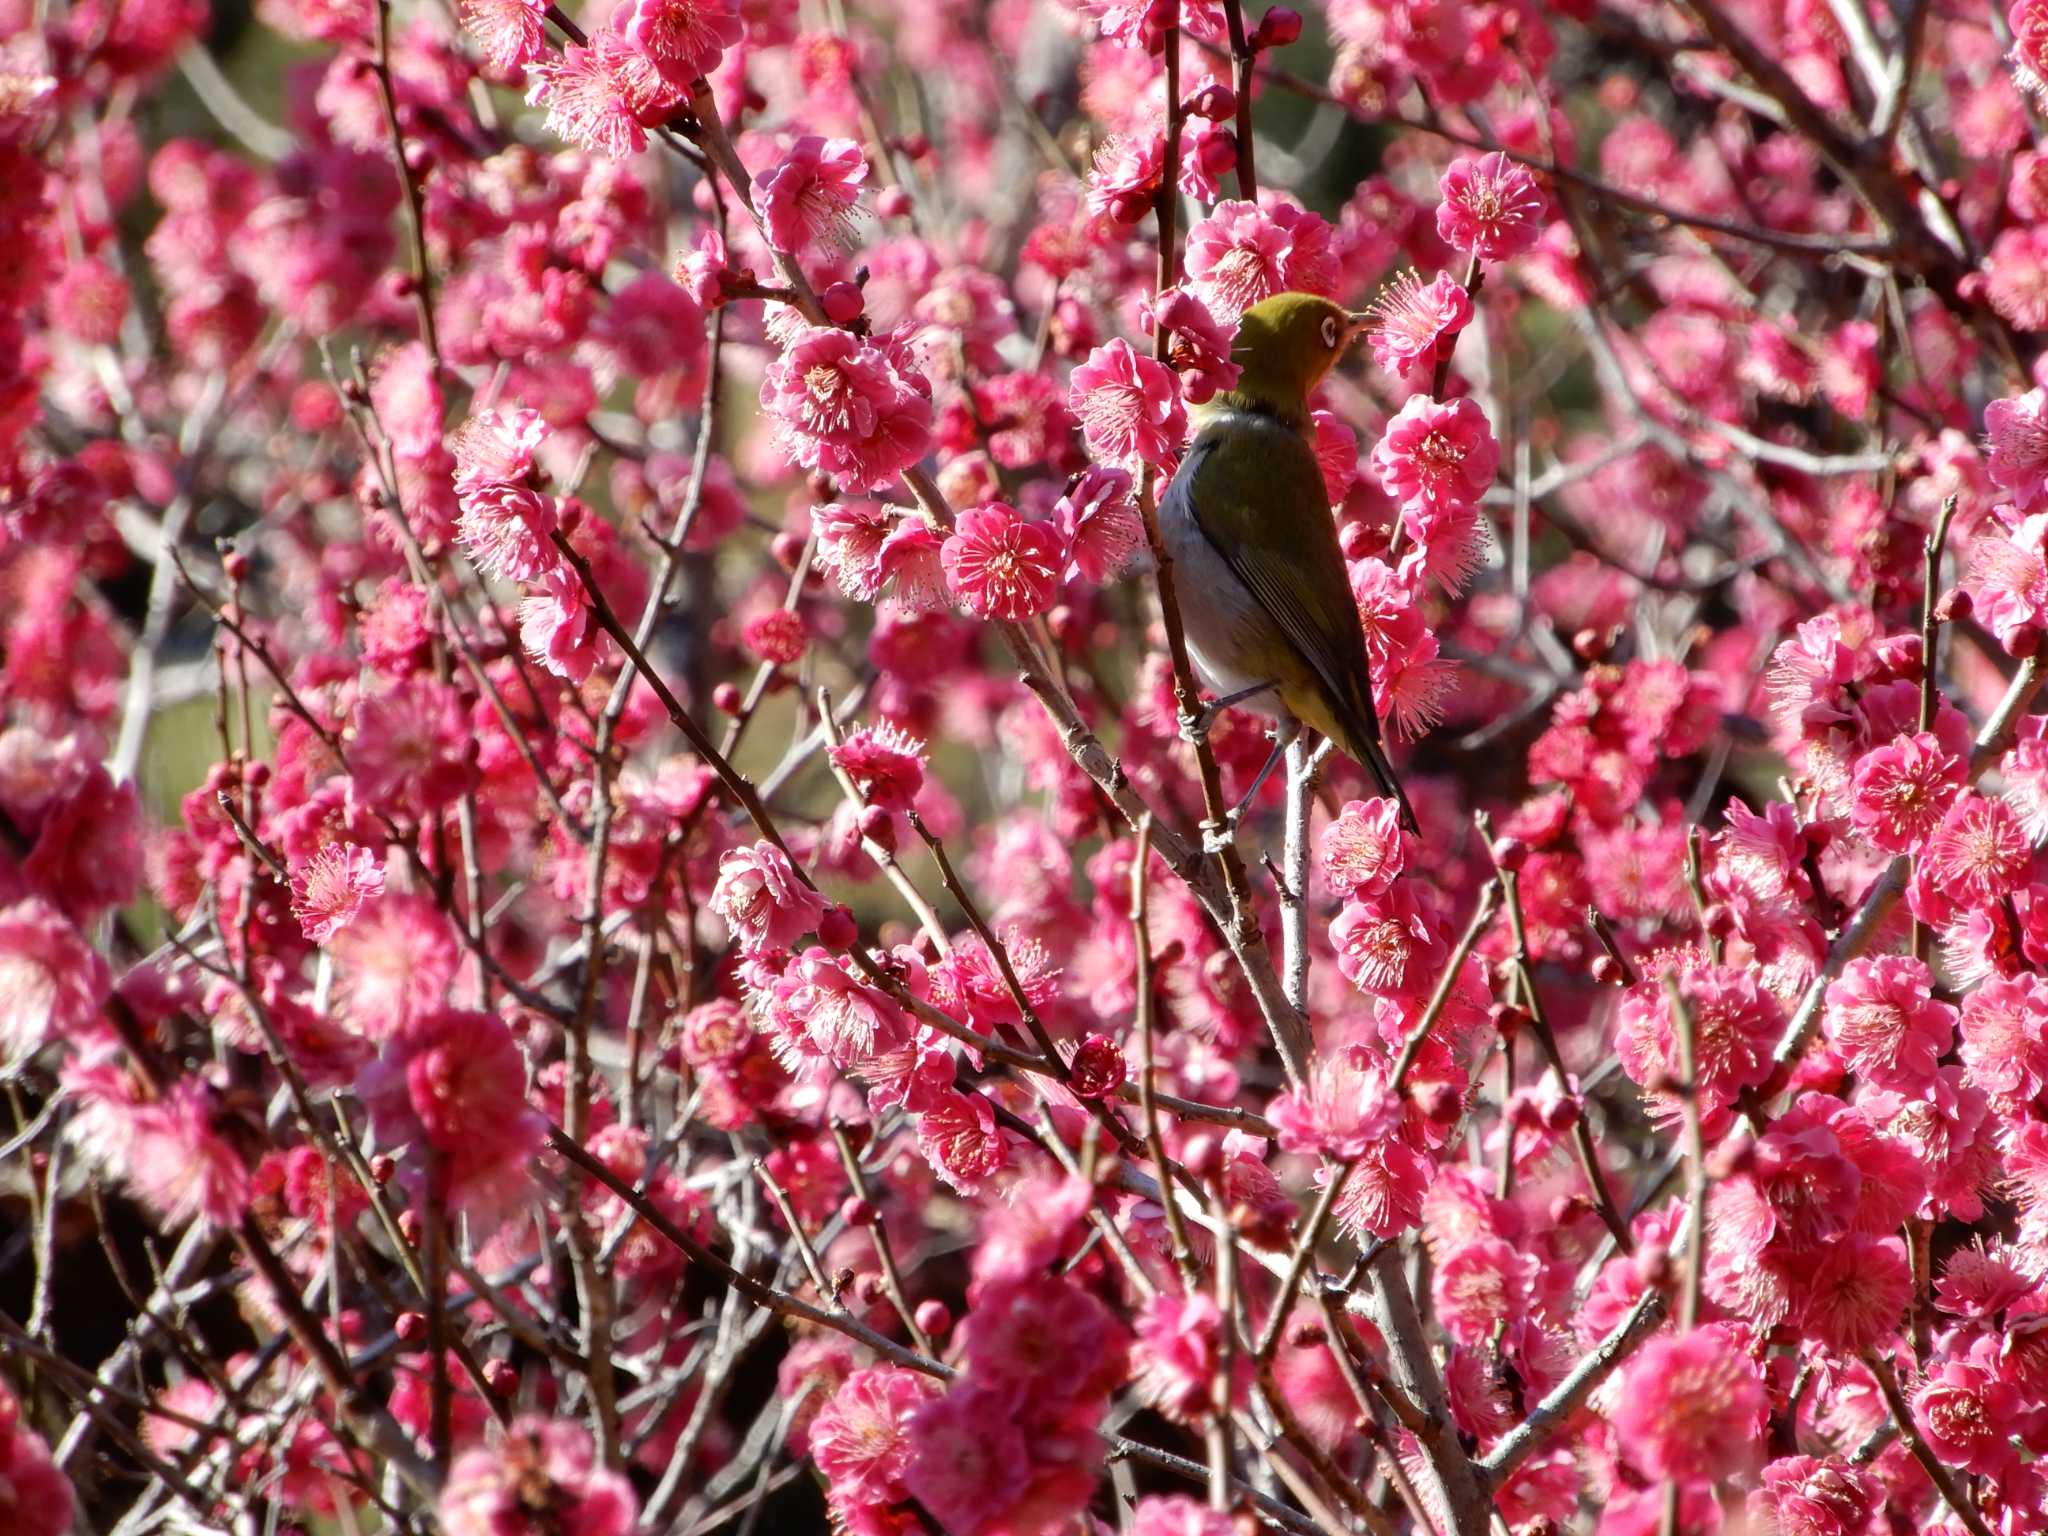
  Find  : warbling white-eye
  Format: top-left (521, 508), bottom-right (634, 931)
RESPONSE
top-left (1159, 290), bottom-right (1413, 827)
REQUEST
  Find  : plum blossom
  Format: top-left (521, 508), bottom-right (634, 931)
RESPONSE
top-left (358, 1008), bottom-right (545, 1220)
top-left (1068, 338), bottom-right (1186, 468)
top-left (1371, 394), bottom-right (1499, 511)
top-left (439, 1417), bottom-right (635, 1536)
top-left (0, 898), bottom-right (110, 1063)
top-left (288, 842), bottom-right (385, 943)
top-left (0, 1382), bottom-right (73, 1536)
top-left (761, 325), bottom-right (933, 493)
top-left (458, 0), bottom-right (546, 72)
top-left (1183, 198), bottom-right (1337, 323)
top-left (1056, 463), bottom-right (1148, 582)
top-left (1435, 152), bottom-right (1547, 262)
top-left (940, 503), bottom-right (1064, 620)
top-left (757, 136), bottom-right (868, 254)
top-left (1363, 268), bottom-right (1474, 377)
top-left (1613, 1325), bottom-right (1767, 1483)
top-left (710, 841), bottom-right (826, 953)
top-left (1822, 956), bottom-right (1955, 1092)
top-left (613, 0), bottom-right (742, 83)
top-left (1268, 1045), bottom-right (1403, 1159)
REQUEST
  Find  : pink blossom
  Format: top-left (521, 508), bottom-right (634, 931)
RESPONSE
top-left (358, 1008), bottom-right (544, 1220)
top-left (0, 1381), bottom-right (74, 1536)
top-left (1615, 960), bottom-right (1781, 1135)
top-left (1056, 464), bottom-right (1147, 583)
top-left (350, 679), bottom-right (474, 822)
top-left (1848, 730), bottom-right (1964, 852)
top-left (941, 503), bottom-right (1064, 620)
top-left (1986, 388), bottom-right (2048, 514)
top-left (613, 0), bottom-right (742, 84)
top-left (1268, 1044), bottom-right (1403, 1159)
top-left (915, 1088), bottom-right (1006, 1193)
top-left (519, 563), bottom-right (607, 682)
top-left (760, 325), bottom-right (933, 494)
top-left (1364, 268), bottom-right (1474, 377)
top-left (829, 722), bottom-right (926, 811)
top-left (1131, 1291), bottom-right (1246, 1423)
top-left (529, 33), bottom-right (679, 160)
top-left (1068, 338), bottom-right (1187, 468)
top-left (1331, 883), bottom-right (1445, 1001)
top-left (1755, 1456), bottom-right (1881, 1536)
top-left (1797, 1233), bottom-right (1910, 1351)
top-left (458, 0), bottom-right (547, 73)
top-left (289, 842), bottom-right (385, 943)
top-left (1182, 198), bottom-right (1338, 323)
top-left (1822, 955), bottom-right (1954, 1092)
top-left (1959, 972), bottom-right (2048, 1099)
top-left (1965, 511), bottom-right (2048, 649)
top-left (1319, 796), bottom-right (1410, 899)
top-left (1146, 286), bottom-right (1240, 403)
top-left (1613, 1325), bottom-right (1767, 1483)
top-left (710, 840), bottom-right (826, 953)
top-left (457, 481), bottom-right (562, 582)
top-left (1985, 224), bottom-right (2048, 331)
top-left (440, 1417), bottom-right (636, 1536)
top-left (1370, 393), bottom-right (1499, 511)
top-left (1085, 130), bottom-right (1165, 225)
top-left (1913, 1357), bottom-right (2021, 1475)
top-left (121, 1077), bottom-right (251, 1231)
top-left (962, 1274), bottom-right (1128, 1406)
top-left (757, 135), bottom-right (868, 255)
top-left (448, 405), bottom-right (547, 491)
top-left (900, 1382), bottom-right (1032, 1535)
top-left (1920, 791), bottom-right (2033, 906)
top-left (810, 1367), bottom-right (939, 1513)
top-left (1435, 152), bottom-right (1547, 262)
top-left (0, 898), bottom-right (110, 1063)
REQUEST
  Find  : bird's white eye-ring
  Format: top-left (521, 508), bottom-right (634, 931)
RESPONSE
top-left (1320, 315), bottom-right (1340, 348)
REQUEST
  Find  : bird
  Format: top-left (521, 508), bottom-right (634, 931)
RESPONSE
top-left (1159, 290), bottom-right (1415, 829)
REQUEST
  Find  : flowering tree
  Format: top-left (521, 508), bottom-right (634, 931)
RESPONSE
top-left (12, 0), bottom-right (2048, 1532)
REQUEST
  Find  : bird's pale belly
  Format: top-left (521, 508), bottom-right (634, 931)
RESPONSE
top-left (1158, 481), bottom-right (1291, 721)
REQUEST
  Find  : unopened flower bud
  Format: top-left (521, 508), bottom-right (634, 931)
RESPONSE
top-left (1935, 585), bottom-right (1972, 624)
top-left (876, 186), bottom-right (912, 220)
top-left (403, 141), bottom-right (435, 178)
top-left (771, 531), bottom-right (806, 571)
top-left (895, 133), bottom-right (931, 161)
top-left (1338, 520), bottom-right (1378, 560)
top-left (243, 759), bottom-right (271, 789)
top-left (1634, 1244), bottom-right (1672, 1289)
top-left (914, 1298), bottom-right (951, 1339)
top-left (858, 804), bottom-right (896, 852)
top-left (1489, 835), bottom-right (1528, 872)
top-left (484, 1359), bottom-right (518, 1396)
top-left (1187, 82), bottom-right (1237, 121)
top-left (397, 1209), bottom-right (422, 1245)
top-left (395, 1310), bottom-right (427, 1343)
top-left (1068, 1033), bottom-right (1126, 1099)
top-left (712, 683), bottom-right (743, 714)
top-left (1251, 5), bottom-right (1303, 49)
top-left (222, 549), bottom-right (251, 582)
top-left (1543, 1095), bottom-right (1580, 1132)
top-left (2014, 626), bottom-right (2043, 660)
top-left (1108, 190), bottom-right (1153, 225)
top-left (1571, 626), bottom-right (1610, 663)
top-left (818, 903), bottom-right (858, 949)
top-left (820, 281), bottom-right (865, 325)
top-left (841, 1195), bottom-right (877, 1227)
top-left (1489, 1001), bottom-right (1530, 1037)
top-left (370, 1154), bottom-right (397, 1183)
top-left (1701, 901), bottom-right (1736, 938)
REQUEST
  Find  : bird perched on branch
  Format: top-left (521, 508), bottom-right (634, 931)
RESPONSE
top-left (1160, 290), bottom-right (1414, 829)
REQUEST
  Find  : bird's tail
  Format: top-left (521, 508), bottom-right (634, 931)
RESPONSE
top-left (1326, 690), bottom-right (1417, 833)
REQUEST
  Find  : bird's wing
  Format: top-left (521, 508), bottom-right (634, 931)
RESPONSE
top-left (1171, 414), bottom-right (1387, 757)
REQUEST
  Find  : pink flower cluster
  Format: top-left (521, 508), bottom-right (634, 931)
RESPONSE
top-left (18, 2), bottom-right (2048, 1535)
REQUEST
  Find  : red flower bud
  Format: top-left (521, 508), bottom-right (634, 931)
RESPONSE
top-left (818, 904), bottom-right (858, 949)
top-left (1591, 954), bottom-right (1625, 987)
top-left (915, 1298), bottom-right (952, 1339)
top-left (712, 682), bottom-right (743, 714)
top-left (484, 1359), bottom-right (518, 1396)
top-left (395, 1310), bottom-right (427, 1343)
top-left (1187, 83), bottom-right (1237, 121)
top-left (840, 1195), bottom-right (877, 1227)
top-left (1489, 835), bottom-right (1528, 872)
top-left (1251, 6), bottom-right (1303, 49)
top-left (1195, 130), bottom-right (1238, 179)
top-left (1068, 1033), bottom-right (1126, 1099)
top-left (820, 281), bottom-right (865, 325)
top-left (1108, 190), bottom-right (1153, 225)
top-left (858, 804), bottom-right (896, 852)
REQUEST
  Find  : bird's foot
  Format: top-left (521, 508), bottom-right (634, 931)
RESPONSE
top-left (1181, 679), bottom-right (1281, 744)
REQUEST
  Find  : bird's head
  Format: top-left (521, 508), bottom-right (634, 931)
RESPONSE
top-left (1223, 292), bottom-right (1369, 422)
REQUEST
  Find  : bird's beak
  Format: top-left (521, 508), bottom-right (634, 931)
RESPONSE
top-left (1344, 312), bottom-right (1374, 350)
